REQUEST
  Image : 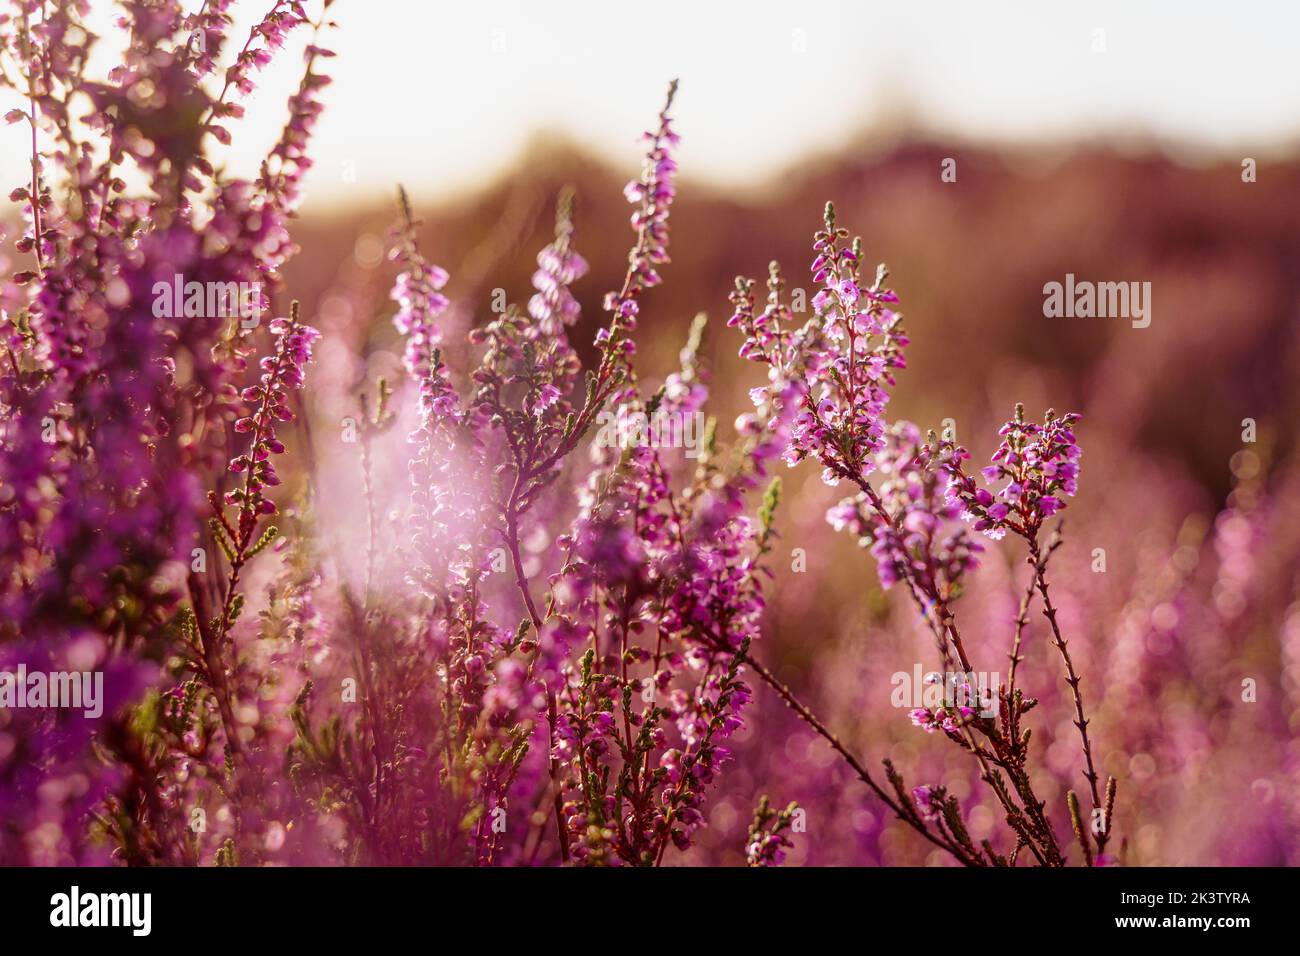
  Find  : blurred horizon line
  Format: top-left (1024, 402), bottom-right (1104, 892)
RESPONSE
top-left (293, 114), bottom-right (1300, 219)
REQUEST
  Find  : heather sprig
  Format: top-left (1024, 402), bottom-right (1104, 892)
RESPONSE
top-left (254, 3), bottom-right (336, 220)
top-left (390, 186), bottom-right (452, 382)
top-left (940, 403), bottom-right (1083, 541)
top-left (745, 794), bottom-right (799, 866)
top-left (300, 81), bottom-right (734, 868)
top-left (518, 79), bottom-right (680, 488)
top-left (527, 186), bottom-right (588, 337)
top-left (210, 1), bottom-right (310, 105)
top-left (187, 303), bottom-right (319, 774)
top-left (725, 210), bottom-right (1115, 867)
top-left (539, 319), bottom-right (778, 864)
top-left (936, 404), bottom-right (1111, 860)
top-left (732, 203), bottom-right (909, 487)
top-left (219, 302), bottom-right (319, 549)
top-left (827, 421), bottom-right (983, 595)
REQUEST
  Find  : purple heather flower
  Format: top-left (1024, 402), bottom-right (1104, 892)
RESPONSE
top-left (224, 309), bottom-right (319, 527)
top-left (826, 422), bottom-right (982, 593)
top-left (599, 80), bottom-right (679, 362)
top-left (528, 196), bottom-right (589, 337)
top-left (389, 196), bottom-right (451, 382)
top-left (727, 207), bottom-right (908, 488)
top-left (941, 404), bottom-right (1083, 540)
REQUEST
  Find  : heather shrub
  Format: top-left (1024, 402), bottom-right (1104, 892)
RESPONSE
top-left (1, 0), bottom-right (1293, 868)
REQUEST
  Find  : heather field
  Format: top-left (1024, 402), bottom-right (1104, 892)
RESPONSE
top-left (0, 0), bottom-right (1297, 893)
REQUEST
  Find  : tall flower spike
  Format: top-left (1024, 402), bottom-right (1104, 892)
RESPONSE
top-left (728, 205), bottom-right (909, 488)
top-left (390, 185), bottom-right (451, 382)
top-left (797, 203), bottom-right (909, 484)
top-left (528, 187), bottom-right (588, 337)
top-left (226, 302), bottom-right (320, 527)
top-left (215, 1), bottom-right (310, 103)
top-left (255, 6), bottom-right (335, 215)
top-left (596, 80), bottom-right (679, 368)
top-left (619, 79), bottom-right (679, 293)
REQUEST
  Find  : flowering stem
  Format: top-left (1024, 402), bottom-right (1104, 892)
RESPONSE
top-left (18, 5), bottom-right (44, 279)
top-left (843, 468), bottom-right (1064, 864)
top-left (523, 80), bottom-right (678, 485)
top-left (739, 651), bottom-right (978, 864)
top-left (1008, 560), bottom-right (1038, 695)
top-left (186, 572), bottom-right (244, 760)
top-left (202, 0), bottom-right (296, 125)
top-left (1028, 529), bottom-right (1107, 860)
top-left (217, 311), bottom-right (300, 628)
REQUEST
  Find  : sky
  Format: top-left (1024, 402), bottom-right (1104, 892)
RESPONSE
top-left (3, 0), bottom-right (1300, 211)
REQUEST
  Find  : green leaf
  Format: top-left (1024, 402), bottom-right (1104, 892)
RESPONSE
top-left (247, 525), bottom-right (280, 558)
top-left (209, 518), bottom-right (237, 564)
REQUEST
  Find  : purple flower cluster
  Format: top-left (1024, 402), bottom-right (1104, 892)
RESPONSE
top-left (215, 1), bottom-right (309, 99)
top-left (826, 421), bottom-right (983, 591)
top-left (727, 208), bottom-right (1112, 868)
top-left (537, 334), bottom-right (778, 862)
top-left (278, 80), bottom-right (783, 867)
top-left (226, 310), bottom-right (320, 524)
top-left (942, 404), bottom-right (1083, 540)
top-left (908, 704), bottom-right (978, 734)
top-left (595, 79), bottom-right (679, 372)
top-left (390, 188), bottom-right (452, 382)
top-left (0, 0), bottom-right (335, 864)
top-left (729, 206), bottom-right (909, 488)
top-left (617, 82), bottom-right (679, 298)
top-left (528, 191), bottom-right (589, 337)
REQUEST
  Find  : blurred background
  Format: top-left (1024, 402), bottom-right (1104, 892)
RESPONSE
top-left (7, 0), bottom-right (1300, 864)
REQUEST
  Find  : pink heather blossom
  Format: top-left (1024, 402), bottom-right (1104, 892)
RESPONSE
top-left (528, 190), bottom-right (589, 336)
top-left (941, 404), bottom-right (1083, 541)
top-left (389, 188), bottom-right (451, 382)
top-left (728, 207), bottom-right (908, 488)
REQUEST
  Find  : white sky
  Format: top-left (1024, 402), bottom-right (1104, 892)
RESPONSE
top-left (2, 0), bottom-right (1299, 211)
